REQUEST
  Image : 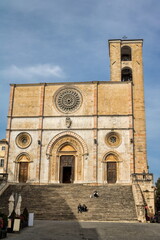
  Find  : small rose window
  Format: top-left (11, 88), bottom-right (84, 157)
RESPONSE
top-left (16, 132), bottom-right (32, 149)
top-left (105, 132), bottom-right (121, 147)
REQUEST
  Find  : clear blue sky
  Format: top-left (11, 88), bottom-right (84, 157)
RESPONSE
top-left (0, 0), bottom-right (159, 182)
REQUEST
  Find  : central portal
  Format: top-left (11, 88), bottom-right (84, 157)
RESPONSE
top-left (60, 155), bottom-right (75, 183)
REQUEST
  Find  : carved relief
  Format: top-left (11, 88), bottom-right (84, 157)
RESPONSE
top-left (66, 117), bottom-right (72, 128)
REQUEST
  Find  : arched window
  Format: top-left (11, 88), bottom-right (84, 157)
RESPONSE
top-left (121, 67), bottom-right (132, 82)
top-left (121, 46), bottom-right (131, 61)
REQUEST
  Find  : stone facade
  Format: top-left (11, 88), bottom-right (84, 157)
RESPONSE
top-left (6, 81), bottom-right (134, 184)
top-left (5, 39), bottom-right (154, 218)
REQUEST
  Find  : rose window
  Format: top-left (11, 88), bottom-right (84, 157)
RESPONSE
top-left (55, 88), bottom-right (82, 113)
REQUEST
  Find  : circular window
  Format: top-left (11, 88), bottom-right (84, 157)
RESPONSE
top-left (54, 87), bottom-right (82, 113)
top-left (105, 132), bottom-right (121, 147)
top-left (16, 132), bottom-right (32, 149)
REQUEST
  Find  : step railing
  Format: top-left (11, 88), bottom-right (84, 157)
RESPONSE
top-left (132, 182), bottom-right (146, 222)
top-left (0, 173), bottom-right (8, 182)
top-left (0, 173), bottom-right (9, 196)
top-left (0, 182), bottom-right (9, 196)
top-left (131, 173), bottom-right (155, 222)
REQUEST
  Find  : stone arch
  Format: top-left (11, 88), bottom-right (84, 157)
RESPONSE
top-left (102, 151), bottom-right (121, 162)
top-left (46, 131), bottom-right (88, 158)
top-left (15, 152), bottom-right (31, 162)
top-left (47, 131), bottom-right (88, 183)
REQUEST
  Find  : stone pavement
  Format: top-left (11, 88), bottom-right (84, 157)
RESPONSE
top-left (7, 220), bottom-right (160, 240)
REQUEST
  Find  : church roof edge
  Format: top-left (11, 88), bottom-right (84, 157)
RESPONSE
top-left (10, 81), bottom-right (132, 87)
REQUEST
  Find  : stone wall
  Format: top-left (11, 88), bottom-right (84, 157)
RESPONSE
top-left (7, 82), bottom-right (133, 184)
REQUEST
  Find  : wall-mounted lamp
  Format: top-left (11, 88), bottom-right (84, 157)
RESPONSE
top-left (94, 139), bottom-right (97, 144)
top-left (130, 138), bottom-right (134, 143)
top-left (38, 140), bottom-right (41, 145)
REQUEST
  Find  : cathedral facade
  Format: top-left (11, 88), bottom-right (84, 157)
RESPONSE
top-left (6, 39), bottom-right (148, 185)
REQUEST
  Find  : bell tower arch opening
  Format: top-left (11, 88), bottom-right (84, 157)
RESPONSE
top-left (121, 46), bottom-right (132, 61)
top-left (121, 67), bottom-right (132, 82)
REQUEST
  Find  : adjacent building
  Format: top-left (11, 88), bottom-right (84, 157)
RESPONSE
top-left (0, 139), bottom-right (7, 173)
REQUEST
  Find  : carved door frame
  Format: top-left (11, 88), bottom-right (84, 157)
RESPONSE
top-left (47, 132), bottom-right (89, 183)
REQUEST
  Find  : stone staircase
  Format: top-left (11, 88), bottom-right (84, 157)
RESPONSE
top-left (0, 184), bottom-right (137, 221)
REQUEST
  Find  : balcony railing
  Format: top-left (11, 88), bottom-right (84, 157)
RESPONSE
top-left (131, 173), bottom-right (153, 182)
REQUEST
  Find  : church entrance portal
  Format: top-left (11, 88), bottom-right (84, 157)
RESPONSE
top-left (60, 155), bottom-right (75, 183)
top-left (19, 162), bottom-right (28, 183)
top-left (107, 162), bottom-right (117, 183)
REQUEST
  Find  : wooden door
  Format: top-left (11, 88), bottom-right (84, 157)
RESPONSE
top-left (19, 162), bottom-right (28, 183)
top-left (60, 155), bottom-right (75, 183)
top-left (107, 162), bottom-right (117, 183)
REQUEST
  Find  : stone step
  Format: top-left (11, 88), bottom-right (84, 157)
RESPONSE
top-left (0, 184), bottom-right (137, 221)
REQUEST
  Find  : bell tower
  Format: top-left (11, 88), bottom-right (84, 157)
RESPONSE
top-left (108, 39), bottom-right (148, 173)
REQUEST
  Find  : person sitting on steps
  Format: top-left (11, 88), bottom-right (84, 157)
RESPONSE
top-left (78, 203), bottom-right (82, 213)
top-left (90, 190), bottom-right (99, 198)
top-left (78, 203), bottom-right (88, 213)
top-left (82, 204), bottom-right (88, 212)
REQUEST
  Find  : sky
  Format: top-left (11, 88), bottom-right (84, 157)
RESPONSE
top-left (0, 0), bottom-right (160, 183)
